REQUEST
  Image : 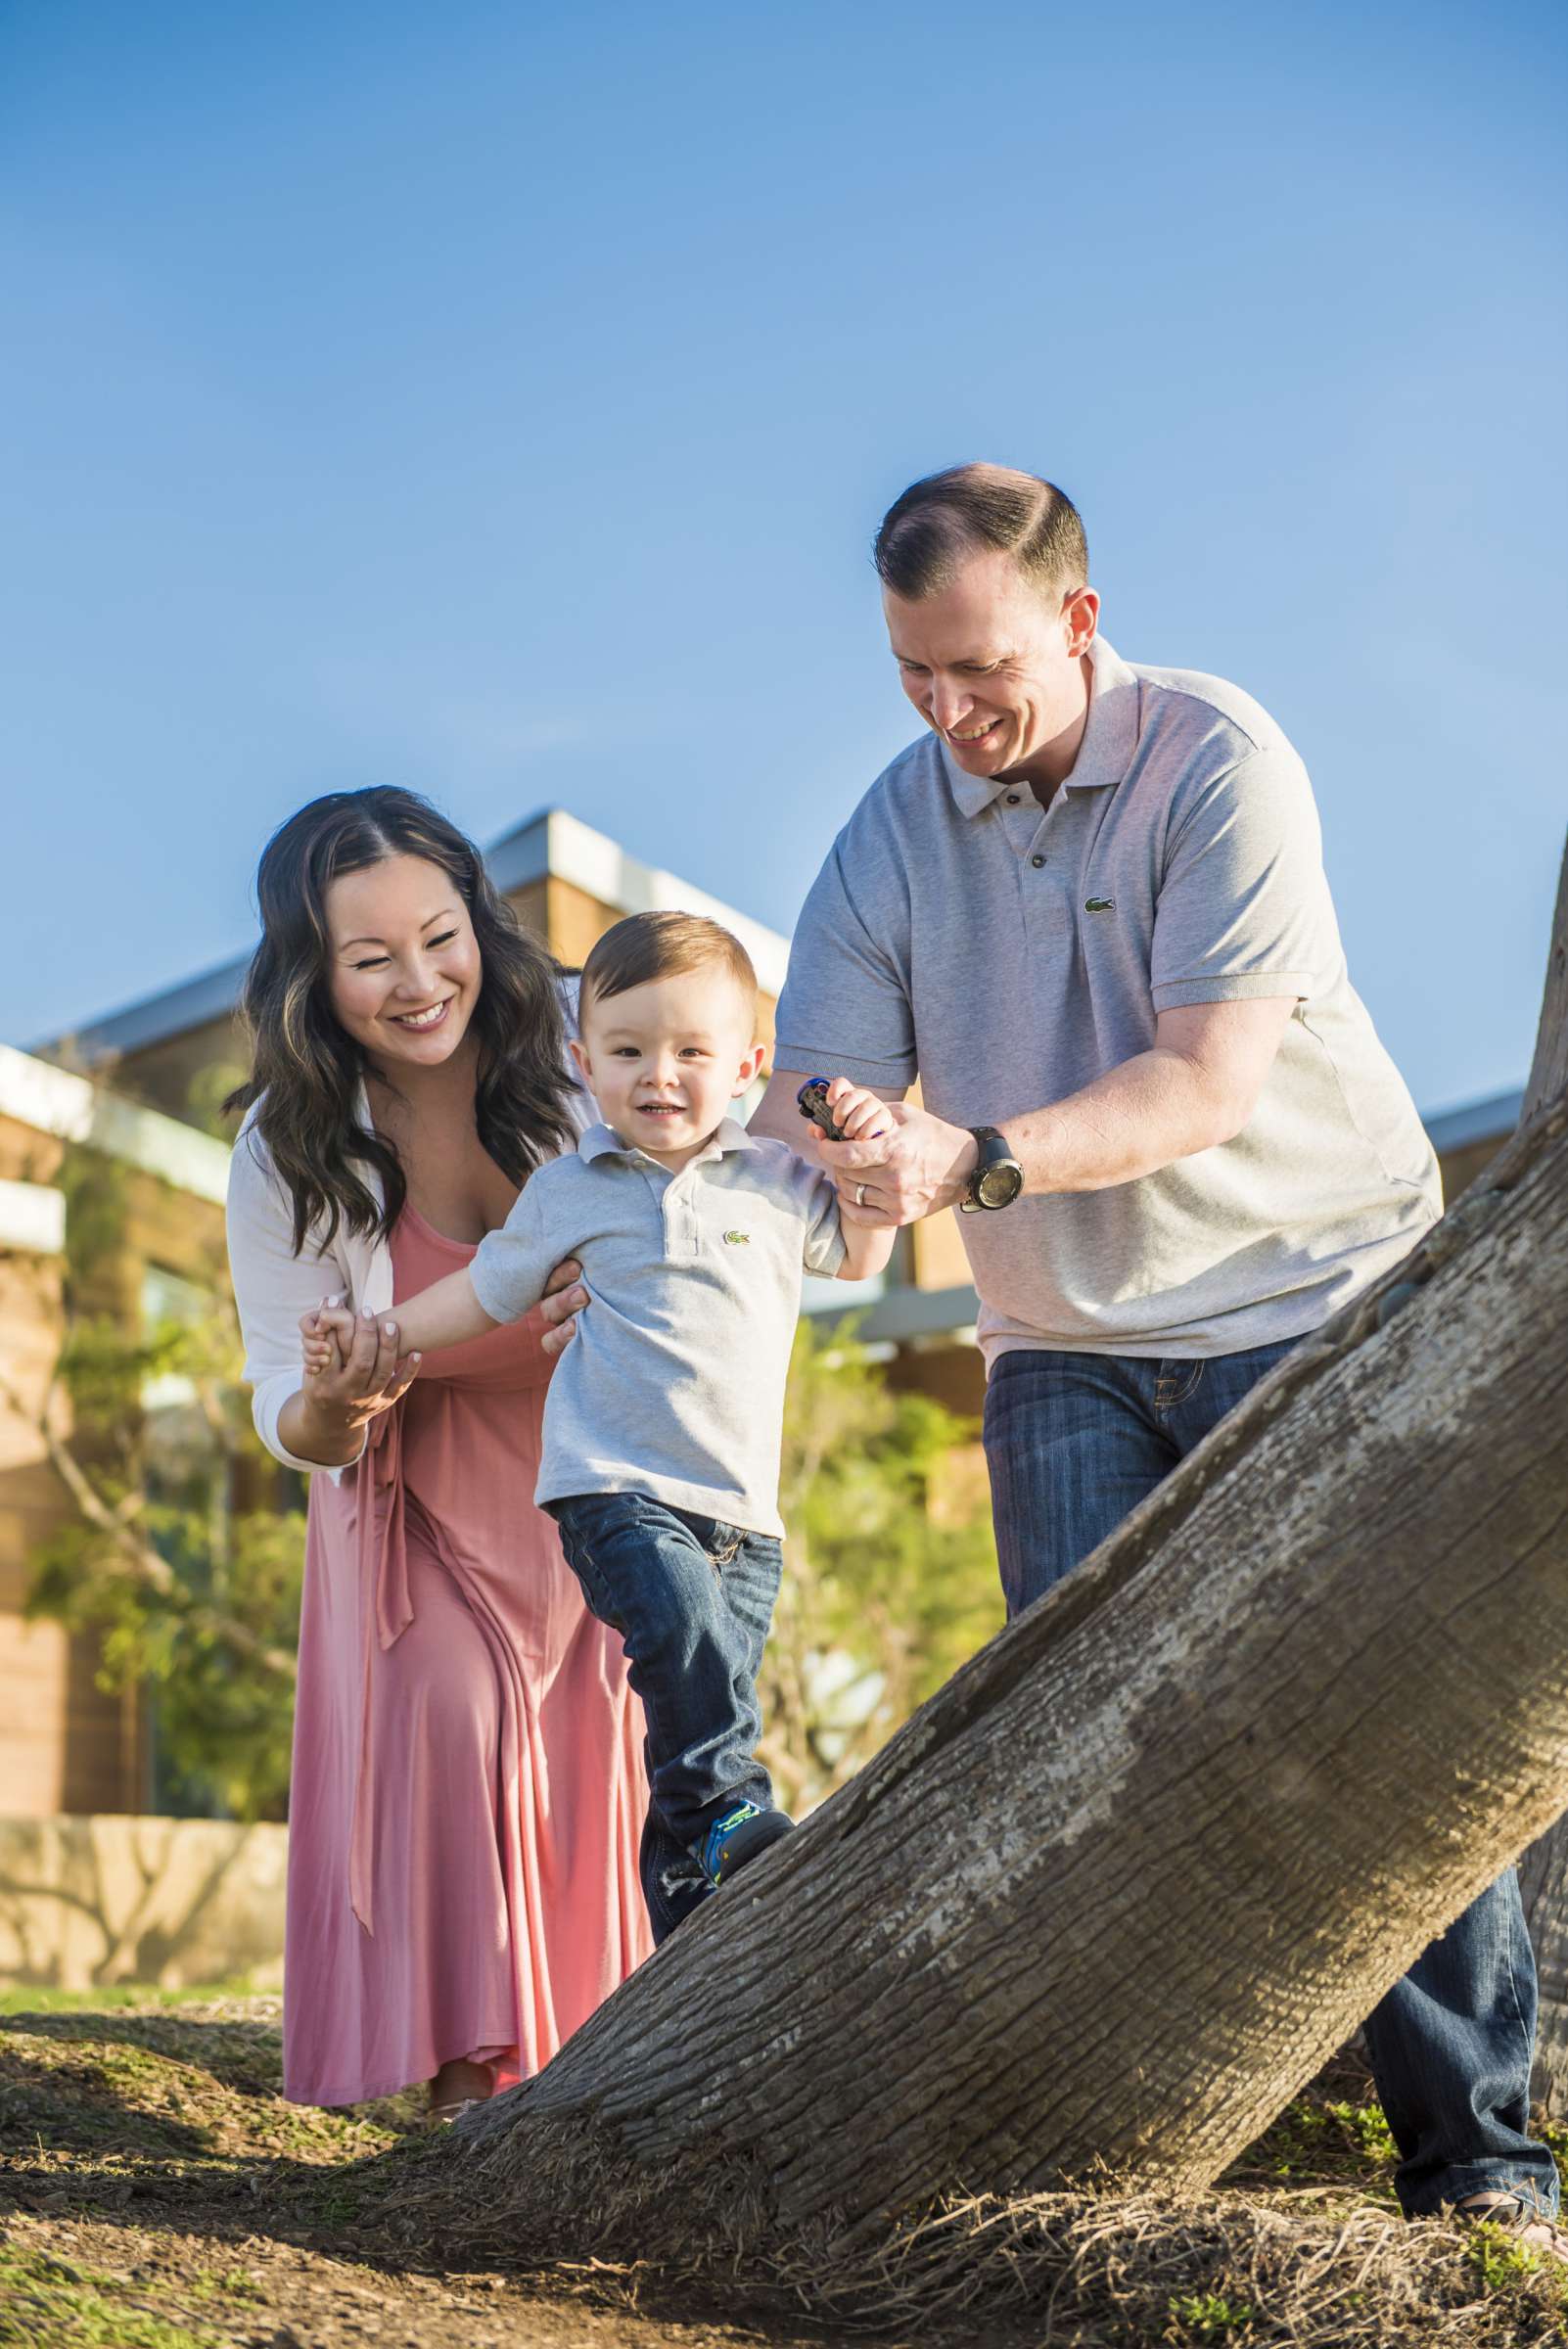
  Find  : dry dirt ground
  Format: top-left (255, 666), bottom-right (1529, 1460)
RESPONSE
top-left (3, 1996), bottom-right (1567, 2347)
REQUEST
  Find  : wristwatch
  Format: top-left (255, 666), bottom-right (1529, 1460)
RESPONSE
top-left (960, 1126), bottom-right (1024, 1213)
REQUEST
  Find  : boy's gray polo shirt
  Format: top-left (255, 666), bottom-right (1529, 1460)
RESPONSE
top-left (471, 1119), bottom-right (846, 1536)
top-left (775, 633), bottom-right (1440, 1365)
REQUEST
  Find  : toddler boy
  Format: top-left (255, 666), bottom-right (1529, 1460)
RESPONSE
top-left (303, 909), bottom-right (893, 1941)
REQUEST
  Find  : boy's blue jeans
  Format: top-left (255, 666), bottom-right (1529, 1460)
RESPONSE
top-left (982, 1339), bottom-right (1559, 2221)
top-left (548, 1491), bottom-right (782, 1945)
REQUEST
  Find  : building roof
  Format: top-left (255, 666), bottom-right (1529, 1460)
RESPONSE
top-left (32, 806), bottom-right (791, 1068)
top-left (486, 809), bottom-right (791, 996)
top-left (0, 1044), bottom-right (231, 1205)
top-left (1421, 1086), bottom-right (1524, 1155)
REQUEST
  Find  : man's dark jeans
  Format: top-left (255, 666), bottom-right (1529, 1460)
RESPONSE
top-left (549, 1490), bottom-right (782, 1945)
top-left (982, 1339), bottom-right (1559, 2221)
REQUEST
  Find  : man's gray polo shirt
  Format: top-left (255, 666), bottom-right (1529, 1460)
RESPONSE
top-left (471, 1119), bottom-right (846, 1536)
top-left (775, 633), bottom-right (1440, 1364)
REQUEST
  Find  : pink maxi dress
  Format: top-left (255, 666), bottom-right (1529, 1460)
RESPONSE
top-left (283, 1204), bottom-right (654, 2107)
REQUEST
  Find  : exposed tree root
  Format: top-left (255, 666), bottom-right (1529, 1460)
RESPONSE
top-left (373, 2104), bottom-right (1568, 2344)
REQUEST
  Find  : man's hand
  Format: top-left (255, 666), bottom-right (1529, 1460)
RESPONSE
top-left (537, 1258), bottom-right (587, 1358)
top-left (819, 1099), bottom-right (979, 1228)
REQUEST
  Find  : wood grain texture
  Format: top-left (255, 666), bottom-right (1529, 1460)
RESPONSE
top-left (1505, 828), bottom-right (1568, 2103)
top-left (1525, 836), bottom-right (1568, 1127)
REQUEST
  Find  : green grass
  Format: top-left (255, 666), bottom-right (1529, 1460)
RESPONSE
top-left (0, 2244), bottom-right (229, 2349)
top-left (0, 1978), bottom-right (271, 2016)
top-left (0, 2006), bottom-right (420, 2175)
top-left (1222, 2066), bottom-right (1401, 2196)
top-left (1167, 2289), bottom-right (1256, 2341)
top-left (186, 2267), bottom-right (266, 2305)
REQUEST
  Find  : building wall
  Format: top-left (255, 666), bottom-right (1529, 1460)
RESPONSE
top-left (0, 1105), bottom-right (229, 1819)
top-left (0, 1814), bottom-right (287, 1990)
top-left (1436, 1136), bottom-right (1503, 1205)
top-left (520, 873), bottom-right (780, 1046)
top-left (81, 1013), bottom-right (246, 1128)
top-left (0, 1116), bottom-right (129, 1815)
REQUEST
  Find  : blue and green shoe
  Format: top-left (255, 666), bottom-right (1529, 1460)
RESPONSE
top-left (693, 1800), bottom-right (795, 1887)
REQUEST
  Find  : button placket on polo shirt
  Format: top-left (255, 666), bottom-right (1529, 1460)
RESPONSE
top-left (664, 1155), bottom-right (712, 1259)
top-left (996, 782), bottom-right (1077, 867)
top-left (1012, 790), bottom-right (1079, 987)
top-left (996, 792), bottom-right (1040, 861)
top-left (627, 1157), bottom-right (677, 1262)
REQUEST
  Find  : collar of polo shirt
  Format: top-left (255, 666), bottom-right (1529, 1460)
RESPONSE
top-left (941, 633), bottom-right (1144, 819)
top-left (576, 1116), bottom-right (761, 1166)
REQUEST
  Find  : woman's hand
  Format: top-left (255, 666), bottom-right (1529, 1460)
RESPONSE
top-left (537, 1258), bottom-right (587, 1359)
top-left (283, 1294), bottom-right (422, 1466)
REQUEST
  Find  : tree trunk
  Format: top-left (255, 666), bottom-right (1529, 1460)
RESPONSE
top-left (1510, 836), bottom-right (1568, 2107)
top-left (445, 846), bottom-right (1568, 2258)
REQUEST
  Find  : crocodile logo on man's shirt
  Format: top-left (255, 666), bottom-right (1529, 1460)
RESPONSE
top-left (1084, 897), bottom-right (1116, 913)
top-left (722, 1230), bottom-right (751, 1245)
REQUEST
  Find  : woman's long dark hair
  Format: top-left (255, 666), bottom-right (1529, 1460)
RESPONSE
top-left (226, 788), bottom-right (576, 1255)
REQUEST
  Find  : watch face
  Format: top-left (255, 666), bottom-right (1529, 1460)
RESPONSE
top-left (976, 1160), bottom-right (1024, 1209)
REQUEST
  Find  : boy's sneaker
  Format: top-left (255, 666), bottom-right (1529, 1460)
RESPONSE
top-left (693, 1800), bottom-right (795, 1887)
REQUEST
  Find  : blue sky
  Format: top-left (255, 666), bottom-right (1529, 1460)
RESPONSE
top-left (2, 0), bottom-right (1564, 1115)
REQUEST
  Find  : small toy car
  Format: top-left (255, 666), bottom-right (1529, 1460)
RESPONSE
top-left (796, 1076), bottom-right (848, 1141)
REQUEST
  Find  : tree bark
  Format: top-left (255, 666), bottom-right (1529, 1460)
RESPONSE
top-left (459, 1052), bottom-right (1568, 2236)
top-left (1509, 834), bottom-right (1568, 2107)
top-left (1524, 838), bottom-right (1568, 1125)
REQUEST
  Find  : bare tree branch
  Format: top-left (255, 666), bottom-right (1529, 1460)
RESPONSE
top-left (0, 1367), bottom-right (298, 1684)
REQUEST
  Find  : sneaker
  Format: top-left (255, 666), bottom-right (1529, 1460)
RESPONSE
top-left (692, 1800), bottom-right (795, 1887)
top-left (1456, 2192), bottom-right (1568, 2265)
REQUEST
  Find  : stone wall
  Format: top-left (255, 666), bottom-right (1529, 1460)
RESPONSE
top-left (0, 1815), bottom-right (287, 1991)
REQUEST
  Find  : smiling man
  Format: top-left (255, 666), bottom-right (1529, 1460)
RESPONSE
top-left (749, 461), bottom-right (1561, 2243)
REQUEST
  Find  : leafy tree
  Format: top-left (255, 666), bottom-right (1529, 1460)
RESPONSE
top-left (762, 1315), bottom-right (1001, 1812)
top-left (14, 1141), bottom-right (303, 1822)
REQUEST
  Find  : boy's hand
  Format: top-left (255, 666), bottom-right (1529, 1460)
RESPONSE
top-left (298, 1295), bottom-right (421, 1415)
top-left (823, 1088), bottom-right (900, 1282)
top-left (823, 1079), bottom-right (891, 1144)
top-left (301, 1302), bottom-right (358, 1377)
top-left (282, 1294), bottom-right (422, 1466)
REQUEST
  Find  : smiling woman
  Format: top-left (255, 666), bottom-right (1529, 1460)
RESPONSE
top-left (229, 792), bottom-right (576, 1261)
top-left (222, 788), bottom-right (653, 2117)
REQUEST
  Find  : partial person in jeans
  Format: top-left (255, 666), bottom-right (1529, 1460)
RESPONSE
top-left (745, 462), bottom-right (1560, 2243)
top-left (305, 908), bottom-right (894, 1941)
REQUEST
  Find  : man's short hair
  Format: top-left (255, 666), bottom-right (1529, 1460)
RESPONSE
top-left (581, 909), bottom-right (758, 1018)
top-left (874, 463), bottom-right (1088, 603)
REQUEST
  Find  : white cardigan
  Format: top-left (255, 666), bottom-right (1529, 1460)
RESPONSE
top-left (226, 983), bottom-right (585, 1483)
top-left (226, 1088), bottom-right (397, 1482)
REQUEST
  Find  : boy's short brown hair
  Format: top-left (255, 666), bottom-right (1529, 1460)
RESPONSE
top-left (580, 909), bottom-right (758, 1019)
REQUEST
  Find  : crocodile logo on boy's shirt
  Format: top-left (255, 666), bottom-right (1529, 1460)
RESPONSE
top-left (722, 1230), bottom-right (751, 1246)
